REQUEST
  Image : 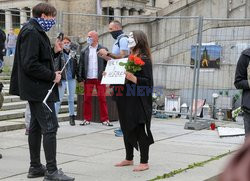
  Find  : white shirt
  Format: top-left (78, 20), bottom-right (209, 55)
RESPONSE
top-left (87, 45), bottom-right (98, 79)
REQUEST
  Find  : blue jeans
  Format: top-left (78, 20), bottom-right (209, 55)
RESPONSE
top-left (6, 47), bottom-right (15, 56)
top-left (55, 79), bottom-right (76, 116)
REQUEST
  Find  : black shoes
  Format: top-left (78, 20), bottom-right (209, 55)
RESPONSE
top-left (0, 153), bottom-right (2, 159)
top-left (69, 115), bottom-right (75, 126)
top-left (27, 164), bottom-right (46, 178)
top-left (102, 121), bottom-right (113, 127)
top-left (43, 169), bottom-right (75, 181)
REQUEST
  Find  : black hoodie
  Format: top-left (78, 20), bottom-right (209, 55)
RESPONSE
top-left (235, 48), bottom-right (250, 111)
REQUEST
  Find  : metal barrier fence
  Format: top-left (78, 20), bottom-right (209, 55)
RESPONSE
top-left (1, 10), bottom-right (247, 129)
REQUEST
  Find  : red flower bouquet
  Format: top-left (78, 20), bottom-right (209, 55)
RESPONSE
top-left (119, 54), bottom-right (145, 74)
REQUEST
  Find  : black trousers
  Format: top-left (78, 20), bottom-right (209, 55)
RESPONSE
top-left (28, 101), bottom-right (59, 173)
top-left (124, 124), bottom-right (150, 164)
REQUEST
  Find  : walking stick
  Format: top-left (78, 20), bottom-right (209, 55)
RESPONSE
top-left (43, 46), bottom-right (77, 112)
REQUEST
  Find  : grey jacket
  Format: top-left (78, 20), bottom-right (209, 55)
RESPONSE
top-left (78, 44), bottom-right (107, 81)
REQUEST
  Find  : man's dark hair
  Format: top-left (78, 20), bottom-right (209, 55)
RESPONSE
top-left (32, 3), bottom-right (57, 18)
top-left (110, 20), bottom-right (122, 29)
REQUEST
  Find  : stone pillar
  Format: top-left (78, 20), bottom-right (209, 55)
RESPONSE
top-left (20, 8), bottom-right (27, 28)
top-left (122, 8), bottom-right (129, 24)
top-left (5, 10), bottom-right (12, 31)
top-left (30, 7), bottom-right (33, 18)
top-left (139, 9), bottom-right (145, 15)
top-left (122, 8), bottom-right (129, 16)
top-left (132, 9), bottom-right (139, 16)
top-left (114, 7), bottom-right (121, 21)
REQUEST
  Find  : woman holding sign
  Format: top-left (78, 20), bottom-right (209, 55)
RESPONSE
top-left (115, 30), bottom-right (154, 172)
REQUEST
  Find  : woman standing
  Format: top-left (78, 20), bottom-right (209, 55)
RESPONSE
top-left (115, 30), bottom-right (154, 171)
top-left (54, 36), bottom-right (78, 126)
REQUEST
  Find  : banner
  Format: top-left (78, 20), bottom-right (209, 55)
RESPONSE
top-left (101, 58), bottom-right (128, 85)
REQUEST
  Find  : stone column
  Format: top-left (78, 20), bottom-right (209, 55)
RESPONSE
top-left (5, 10), bottom-right (12, 32)
top-left (122, 8), bottom-right (129, 24)
top-left (132, 9), bottom-right (139, 16)
top-left (30, 7), bottom-right (33, 18)
top-left (20, 8), bottom-right (27, 28)
top-left (139, 9), bottom-right (145, 15)
top-left (114, 7), bottom-right (121, 21)
top-left (122, 8), bottom-right (129, 16)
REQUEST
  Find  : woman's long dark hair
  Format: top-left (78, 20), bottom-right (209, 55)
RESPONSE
top-left (131, 30), bottom-right (152, 61)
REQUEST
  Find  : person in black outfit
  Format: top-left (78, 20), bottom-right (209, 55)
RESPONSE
top-left (114, 30), bottom-right (154, 171)
top-left (9, 3), bottom-right (74, 181)
top-left (0, 28), bottom-right (5, 63)
top-left (235, 48), bottom-right (250, 137)
top-left (0, 28), bottom-right (6, 160)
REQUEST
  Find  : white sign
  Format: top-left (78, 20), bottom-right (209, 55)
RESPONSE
top-left (101, 58), bottom-right (128, 85)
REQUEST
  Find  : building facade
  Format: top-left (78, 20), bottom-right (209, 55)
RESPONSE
top-left (0, 0), bottom-right (166, 36)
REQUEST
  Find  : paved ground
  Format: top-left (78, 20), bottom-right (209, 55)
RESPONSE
top-left (0, 118), bottom-right (244, 181)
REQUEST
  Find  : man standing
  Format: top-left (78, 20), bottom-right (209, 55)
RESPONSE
top-left (98, 20), bottom-right (129, 136)
top-left (78, 31), bottom-right (112, 126)
top-left (235, 48), bottom-right (250, 137)
top-left (6, 28), bottom-right (17, 56)
top-left (9, 3), bottom-right (74, 181)
top-left (0, 28), bottom-right (6, 159)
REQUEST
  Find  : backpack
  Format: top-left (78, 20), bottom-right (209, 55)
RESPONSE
top-left (115, 34), bottom-right (128, 49)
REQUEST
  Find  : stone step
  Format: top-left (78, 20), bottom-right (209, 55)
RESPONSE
top-left (0, 113), bottom-right (71, 132)
top-left (3, 94), bottom-right (77, 103)
top-left (0, 105), bottom-right (76, 121)
top-left (2, 97), bottom-right (77, 111)
top-left (3, 95), bottom-right (20, 103)
top-left (0, 75), bottom-right (11, 80)
top-left (1, 101), bottom-right (27, 111)
top-left (0, 80), bottom-right (10, 84)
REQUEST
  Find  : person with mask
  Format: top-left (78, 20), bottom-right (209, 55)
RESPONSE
top-left (78, 31), bottom-right (112, 126)
top-left (235, 47), bottom-right (250, 137)
top-left (9, 3), bottom-right (74, 181)
top-left (114, 30), bottom-right (154, 172)
top-left (98, 20), bottom-right (129, 137)
top-left (54, 36), bottom-right (78, 126)
top-left (6, 28), bottom-right (17, 56)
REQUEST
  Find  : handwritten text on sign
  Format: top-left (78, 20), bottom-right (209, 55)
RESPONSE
top-left (101, 58), bottom-right (128, 85)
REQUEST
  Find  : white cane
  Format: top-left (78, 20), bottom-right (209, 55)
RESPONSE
top-left (43, 50), bottom-right (77, 112)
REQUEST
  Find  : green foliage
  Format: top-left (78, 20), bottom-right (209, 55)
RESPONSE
top-left (149, 151), bottom-right (232, 181)
top-left (76, 82), bottom-right (84, 95)
top-left (232, 107), bottom-right (243, 118)
top-left (119, 61), bottom-right (142, 74)
top-left (2, 66), bottom-right (11, 75)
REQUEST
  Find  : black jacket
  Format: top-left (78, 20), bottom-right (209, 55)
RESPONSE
top-left (78, 44), bottom-right (107, 81)
top-left (117, 55), bottom-right (154, 150)
top-left (9, 18), bottom-right (59, 102)
top-left (0, 29), bottom-right (6, 60)
top-left (235, 48), bottom-right (250, 111)
top-left (54, 49), bottom-right (78, 81)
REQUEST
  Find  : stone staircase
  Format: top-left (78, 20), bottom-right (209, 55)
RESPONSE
top-left (0, 73), bottom-right (77, 132)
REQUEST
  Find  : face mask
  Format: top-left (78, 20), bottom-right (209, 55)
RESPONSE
top-left (87, 37), bottom-right (93, 45)
top-left (110, 30), bottom-right (123, 39)
top-left (64, 44), bottom-right (70, 50)
top-left (35, 18), bottom-right (56, 32)
top-left (128, 32), bottom-right (136, 48)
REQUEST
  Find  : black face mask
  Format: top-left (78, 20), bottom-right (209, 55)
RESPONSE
top-left (110, 30), bottom-right (123, 39)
